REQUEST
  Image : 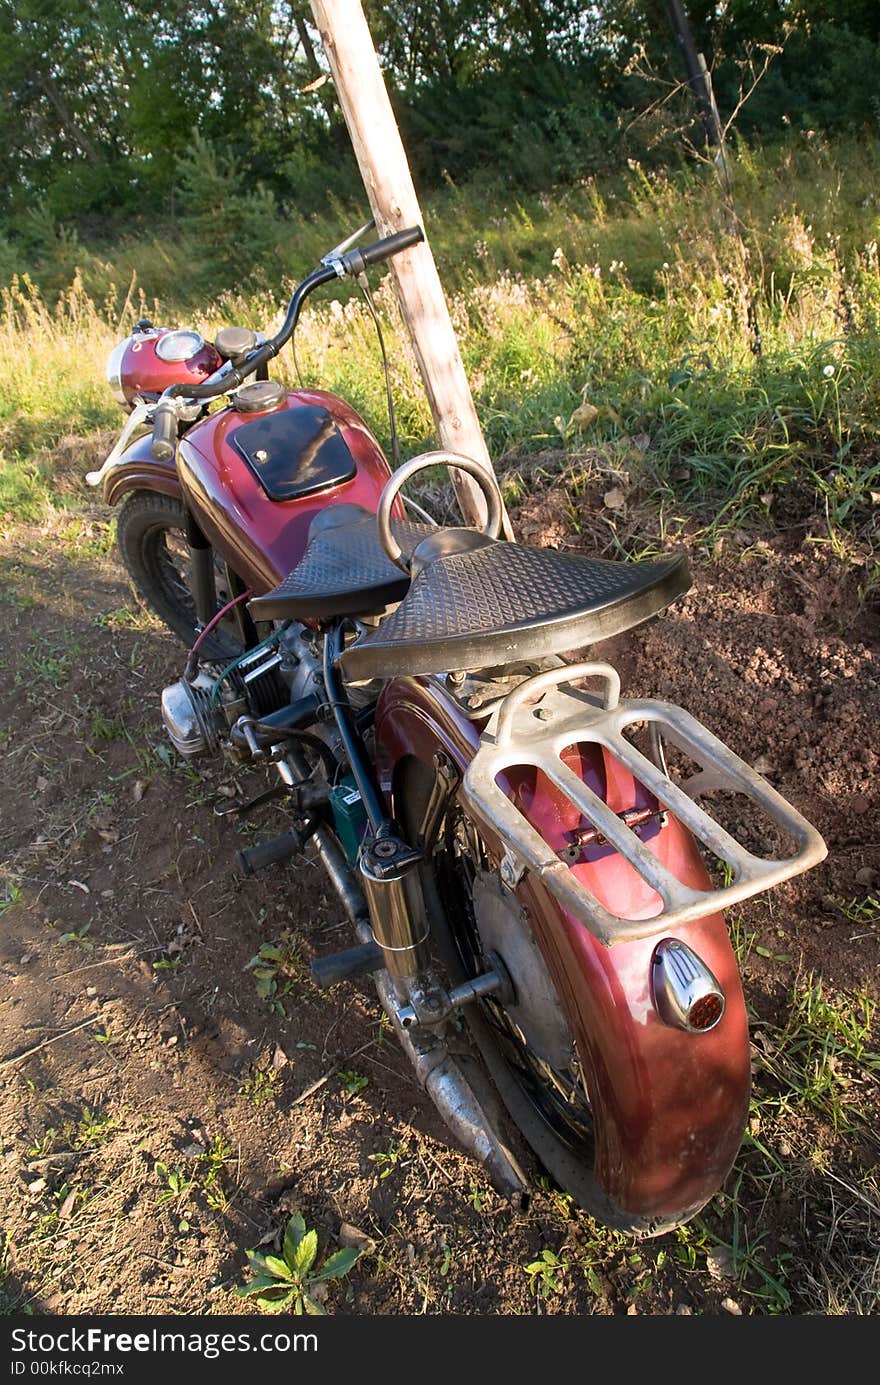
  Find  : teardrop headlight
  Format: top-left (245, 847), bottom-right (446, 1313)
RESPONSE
top-left (105, 338), bottom-right (131, 404)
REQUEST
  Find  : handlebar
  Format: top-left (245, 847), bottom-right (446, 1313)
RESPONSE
top-left (334, 225), bottom-right (424, 277)
top-left (151, 397), bottom-right (179, 462)
top-left (150, 224), bottom-right (423, 462)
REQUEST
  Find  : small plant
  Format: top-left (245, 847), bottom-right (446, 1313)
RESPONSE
top-left (26, 1127), bottom-right (59, 1159)
top-left (245, 940), bottom-right (301, 1015)
top-left (94, 606), bottom-right (141, 629)
top-left (524, 1247), bottom-right (570, 1298)
top-left (236, 1214), bottom-right (361, 1315)
top-left (72, 1106), bottom-right (116, 1148)
top-left (338, 1070), bottom-right (368, 1098)
top-left (239, 1069), bottom-right (279, 1107)
top-left (154, 1162), bottom-right (194, 1205)
top-left (57, 922), bottom-right (92, 950)
top-left (152, 955), bottom-right (181, 973)
top-left (465, 1180), bottom-right (486, 1212)
top-left (201, 1135), bottom-right (233, 1212)
top-left (368, 1138), bottom-right (408, 1181)
top-left (0, 880), bottom-right (21, 914)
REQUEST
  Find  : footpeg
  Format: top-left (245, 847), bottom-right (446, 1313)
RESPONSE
top-left (310, 940), bottom-right (384, 989)
top-left (237, 820), bottom-right (317, 875)
top-left (213, 784), bottom-right (286, 818)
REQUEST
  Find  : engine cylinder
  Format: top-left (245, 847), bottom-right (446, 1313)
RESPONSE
top-left (161, 676), bottom-right (226, 756)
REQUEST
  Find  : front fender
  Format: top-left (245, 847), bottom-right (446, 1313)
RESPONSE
top-left (374, 675), bottom-right (751, 1229)
top-left (102, 432), bottom-right (181, 507)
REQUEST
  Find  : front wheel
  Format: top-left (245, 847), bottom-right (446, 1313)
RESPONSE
top-left (116, 491), bottom-right (243, 660)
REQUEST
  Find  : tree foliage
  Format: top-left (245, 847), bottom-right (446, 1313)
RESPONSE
top-left (2, 1), bottom-right (878, 245)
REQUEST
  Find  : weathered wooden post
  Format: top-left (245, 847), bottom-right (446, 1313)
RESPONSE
top-left (308, 0), bottom-right (513, 536)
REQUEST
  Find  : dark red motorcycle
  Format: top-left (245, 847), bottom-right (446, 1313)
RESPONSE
top-left (88, 222), bottom-right (826, 1234)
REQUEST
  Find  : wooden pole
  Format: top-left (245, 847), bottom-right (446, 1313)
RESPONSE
top-left (308, 0), bottom-right (512, 536)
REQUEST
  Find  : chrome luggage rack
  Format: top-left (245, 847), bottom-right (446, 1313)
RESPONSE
top-left (461, 662), bottom-right (827, 946)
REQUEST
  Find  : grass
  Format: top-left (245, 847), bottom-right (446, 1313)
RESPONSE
top-left (2, 134), bottom-right (880, 565)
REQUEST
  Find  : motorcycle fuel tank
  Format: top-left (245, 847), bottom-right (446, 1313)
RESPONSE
top-left (175, 385), bottom-right (400, 593)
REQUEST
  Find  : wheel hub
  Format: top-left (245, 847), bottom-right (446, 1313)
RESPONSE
top-left (471, 869), bottom-right (574, 1071)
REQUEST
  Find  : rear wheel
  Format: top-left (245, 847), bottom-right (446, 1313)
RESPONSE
top-left (399, 758), bottom-right (664, 1233)
top-left (116, 491), bottom-right (243, 659)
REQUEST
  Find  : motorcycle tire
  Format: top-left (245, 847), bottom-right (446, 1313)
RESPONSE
top-left (400, 757), bottom-right (657, 1234)
top-left (116, 491), bottom-right (244, 661)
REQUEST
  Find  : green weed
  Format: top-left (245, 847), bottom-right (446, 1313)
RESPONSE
top-left (236, 1213), bottom-right (361, 1315)
top-left (338, 1071), bottom-right (368, 1098)
top-left (239, 1070), bottom-right (279, 1107)
top-left (368, 1138), bottom-right (409, 1181)
top-left (524, 1247), bottom-right (570, 1298)
top-left (245, 940), bottom-right (302, 1016)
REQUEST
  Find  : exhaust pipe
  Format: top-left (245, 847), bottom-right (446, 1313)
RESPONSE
top-left (372, 967), bottom-right (529, 1206)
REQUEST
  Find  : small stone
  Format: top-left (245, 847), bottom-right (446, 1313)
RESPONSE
top-left (166, 1034), bottom-right (178, 1048)
top-left (181, 1142), bottom-right (205, 1159)
top-left (603, 486), bottom-right (626, 511)
top-left (626, 1303), bottom-right (639, 1315)
top-left (706, 1246), bottom-right (735, 1280)
top-left (58, 1189), bottom-right (77, 1220)
top-left (86, 986), bottom-right (97, 998)
top-left (675, 1303), bottom-right (693, 1315)
top-left (855, 867), bottom-right (876, 885)
top-left (271, 1045), bottom-right (289, 1071)
top-left (338, 1222), bottom-right (375, 1252)
top-left (721, 1297), bottom-right (742, 1315)
top-left (19, 954), bottom-right (32, 966)
top-left (27, 1178), bottom-right (46, 1195)
top-left (133, 780), bottom-right (147, 803)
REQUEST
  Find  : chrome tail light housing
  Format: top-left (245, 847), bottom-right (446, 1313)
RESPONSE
top-left (652, 938), bottom-right (726, 1033)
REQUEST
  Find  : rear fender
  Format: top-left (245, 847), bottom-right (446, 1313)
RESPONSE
top-left (374, 676), bottom-right (751, 1228)
top-left (102, 432), bottom-right (181, 507)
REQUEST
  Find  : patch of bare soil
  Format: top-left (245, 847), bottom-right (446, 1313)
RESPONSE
top-left (0, 442), bottom-right (878, 1316)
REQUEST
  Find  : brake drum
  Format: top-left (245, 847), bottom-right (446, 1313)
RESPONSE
top-left (471, 870), bottom-right (574, 1071)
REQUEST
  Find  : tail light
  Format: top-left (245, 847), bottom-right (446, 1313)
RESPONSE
top-left (652, 938), bottom-right (726, 1033)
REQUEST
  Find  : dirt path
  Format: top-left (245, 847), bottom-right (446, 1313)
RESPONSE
top-left (1, 442), bottom-right (878, 1315)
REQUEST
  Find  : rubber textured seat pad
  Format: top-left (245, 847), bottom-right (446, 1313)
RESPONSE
top-left (248, 507), bottom-right (432, 622)
top-left (338, 537), bottom-right (690, 678)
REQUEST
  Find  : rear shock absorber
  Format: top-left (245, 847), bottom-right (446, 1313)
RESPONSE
top-left (359, 836), bottom-right (430, 988)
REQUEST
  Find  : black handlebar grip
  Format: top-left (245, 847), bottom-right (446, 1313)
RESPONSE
top-left (151, 399), bottom-right (179, 461)
top-left (340, 225), bottom-right (423, 276)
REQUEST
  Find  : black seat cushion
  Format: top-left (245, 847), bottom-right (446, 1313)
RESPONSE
top-left (247, 505), bottom-right (433, 622)
top-left (338, 533), bottom-right (690, 679)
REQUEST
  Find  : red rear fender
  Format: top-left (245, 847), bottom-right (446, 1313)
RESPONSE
top-left (374, 676), bottom-right (751, 1229)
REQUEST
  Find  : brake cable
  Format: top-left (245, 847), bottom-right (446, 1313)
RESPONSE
top-left (356, 272), bottom-right (401, 470)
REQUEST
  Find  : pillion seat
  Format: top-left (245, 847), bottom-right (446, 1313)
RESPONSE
top-left (248, 504), bottom-right (691, 679)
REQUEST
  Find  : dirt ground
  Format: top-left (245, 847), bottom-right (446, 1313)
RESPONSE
top-left (0, 438), bottom-right (878, 1316)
